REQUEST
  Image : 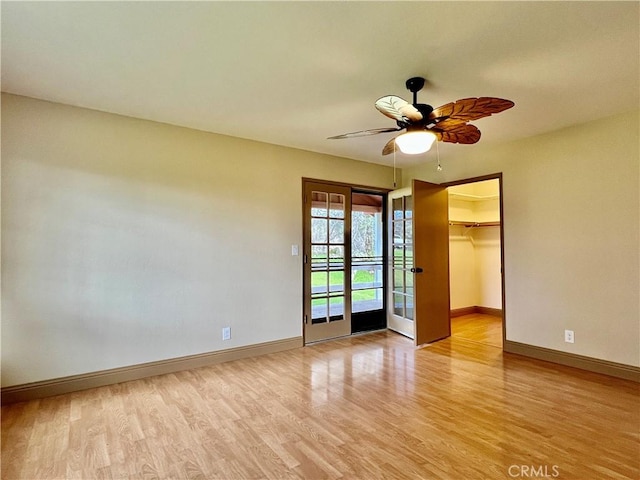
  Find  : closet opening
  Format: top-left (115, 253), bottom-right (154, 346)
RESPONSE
top-left (446, 175), bottom-right (504, 348)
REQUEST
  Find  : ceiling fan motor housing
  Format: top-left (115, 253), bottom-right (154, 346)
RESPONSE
top-left (415, 103), bottom-right (434, 120)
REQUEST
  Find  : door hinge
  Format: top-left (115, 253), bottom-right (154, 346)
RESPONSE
top-left (304, 254), bottom-right (308, 264)
top-left (304, 314), bottom-right (308, 324)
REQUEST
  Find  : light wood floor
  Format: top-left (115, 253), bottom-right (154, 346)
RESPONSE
top-left (2, 324), bottom-right (639, 479)
top-left (451, 313), bottom-right (503, 348)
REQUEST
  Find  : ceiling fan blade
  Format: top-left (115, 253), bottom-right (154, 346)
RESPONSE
top-left (328, 127), bottom-right (402, 140)
top-left (375, 96), bottom-right (423, 123)
top-left (431, 123), bottom-right (481, 144)
top-left (382, 136), bottom-right (399, 156)
top-left (430, 97), bottom-right (514, 123)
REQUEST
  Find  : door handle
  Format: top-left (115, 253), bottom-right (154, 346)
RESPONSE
top-left (410, 267), bottom-right (423, 273)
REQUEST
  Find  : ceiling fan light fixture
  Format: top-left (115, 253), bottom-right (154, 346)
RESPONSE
top-left (395, 131), bottom-right (437, 154)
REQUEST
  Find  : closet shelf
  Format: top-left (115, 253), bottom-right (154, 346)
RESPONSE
top-left (449, 220), bottom-right (500, 228)
top-left (448, 192), bottom-right (499, 202)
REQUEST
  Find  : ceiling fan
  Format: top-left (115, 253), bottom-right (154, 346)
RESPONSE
top-left (328, 77), bottom-right (514, 155)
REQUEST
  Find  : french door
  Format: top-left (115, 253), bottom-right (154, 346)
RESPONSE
top-left (388, 187), bottom-right (415, 338)
top-left (303, 182), bottom-right (352, 343)
top-left (388, 180), bottom-right (451, 345)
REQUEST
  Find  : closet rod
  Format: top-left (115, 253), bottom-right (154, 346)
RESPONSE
top-left (449, 221), bottom-right (500, 228)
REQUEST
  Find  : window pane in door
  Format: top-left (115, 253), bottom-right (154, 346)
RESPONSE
top-left (312, 245), bottom-right (328, 268)
top-left (329, 294), bottom-right (344, 320)
top-left (329, 194), bottom-right (345, 218)
top-left (393, 269), bottom-right (404, 292)
top-left (405, 296), bottom-right (414, 320)
top-left (311, 218), bottom-right (328, 243)
top-left (329, 219), bottom-right (344, 244)
top-left (404, 195), bottom-right (413, 218)
top-left (405, 220), bottom-right (413, 243)
top-left (393, 197), bottom-right (403, 220)
top-left (329, 270), bottom-right (344, 294)
top-left (312, 191), bottom-right (328, 217)
top-left (312, 297), bottom-right (328, 322)
top-left (393, 221), bottom-right (403, 244)
top-left (406, 270), bottom-right (414, 296)
top-left (393, 293), bottom-right (404, 317)
top-left (312, 271), bottom-right (328, 294)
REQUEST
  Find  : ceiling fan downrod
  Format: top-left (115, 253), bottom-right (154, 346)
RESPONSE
top-left (405, 77), bottom-right (425, 105)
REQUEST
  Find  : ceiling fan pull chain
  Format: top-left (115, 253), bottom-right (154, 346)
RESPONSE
top-left (393, 144), bottom-right (397, 188)
top-left (436, 139), bottom-right (442, 172)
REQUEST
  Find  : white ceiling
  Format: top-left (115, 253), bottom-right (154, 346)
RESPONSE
top-left (2, 1), bottom-right (639, 167)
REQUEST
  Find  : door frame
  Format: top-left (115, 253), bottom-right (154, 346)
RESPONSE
top-left (301, 178), bottom-right (391, 345)
top-left (441, 173), bottom-right (507, 347)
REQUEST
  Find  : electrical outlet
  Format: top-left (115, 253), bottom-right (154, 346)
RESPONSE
top-left (564, 329), bottom-right (574, 344)
top-left (222, 327), bottom-right (231, 341)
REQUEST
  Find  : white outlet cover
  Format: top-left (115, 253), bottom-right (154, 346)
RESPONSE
top-left (291, 245), bottom-right (299, 256)
top-left (564, 330), bottom-right (574, 343)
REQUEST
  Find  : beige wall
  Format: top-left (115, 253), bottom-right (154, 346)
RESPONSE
top-left (1, 94), bottom-right (395, 386)
top-left (449, 226), bottom-right (502, 310)
top-left (3, 94), bottom-right (638, 388)
top-left (405, 110), bottom-right (640, 366)
top-left (473, 227), bottom-right (502, 309)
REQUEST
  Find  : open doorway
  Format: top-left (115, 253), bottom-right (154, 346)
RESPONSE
top-left (447, 177), bottom-right (504, 348)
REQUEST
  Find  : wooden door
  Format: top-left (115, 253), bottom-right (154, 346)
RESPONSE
top-left (413, 179), bottom-right (451, 345)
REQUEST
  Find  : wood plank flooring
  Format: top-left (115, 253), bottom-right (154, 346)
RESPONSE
top-left (2, 321), bottom-right (639, 479)
top-left (451, 313), bottom-right (503, 348)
